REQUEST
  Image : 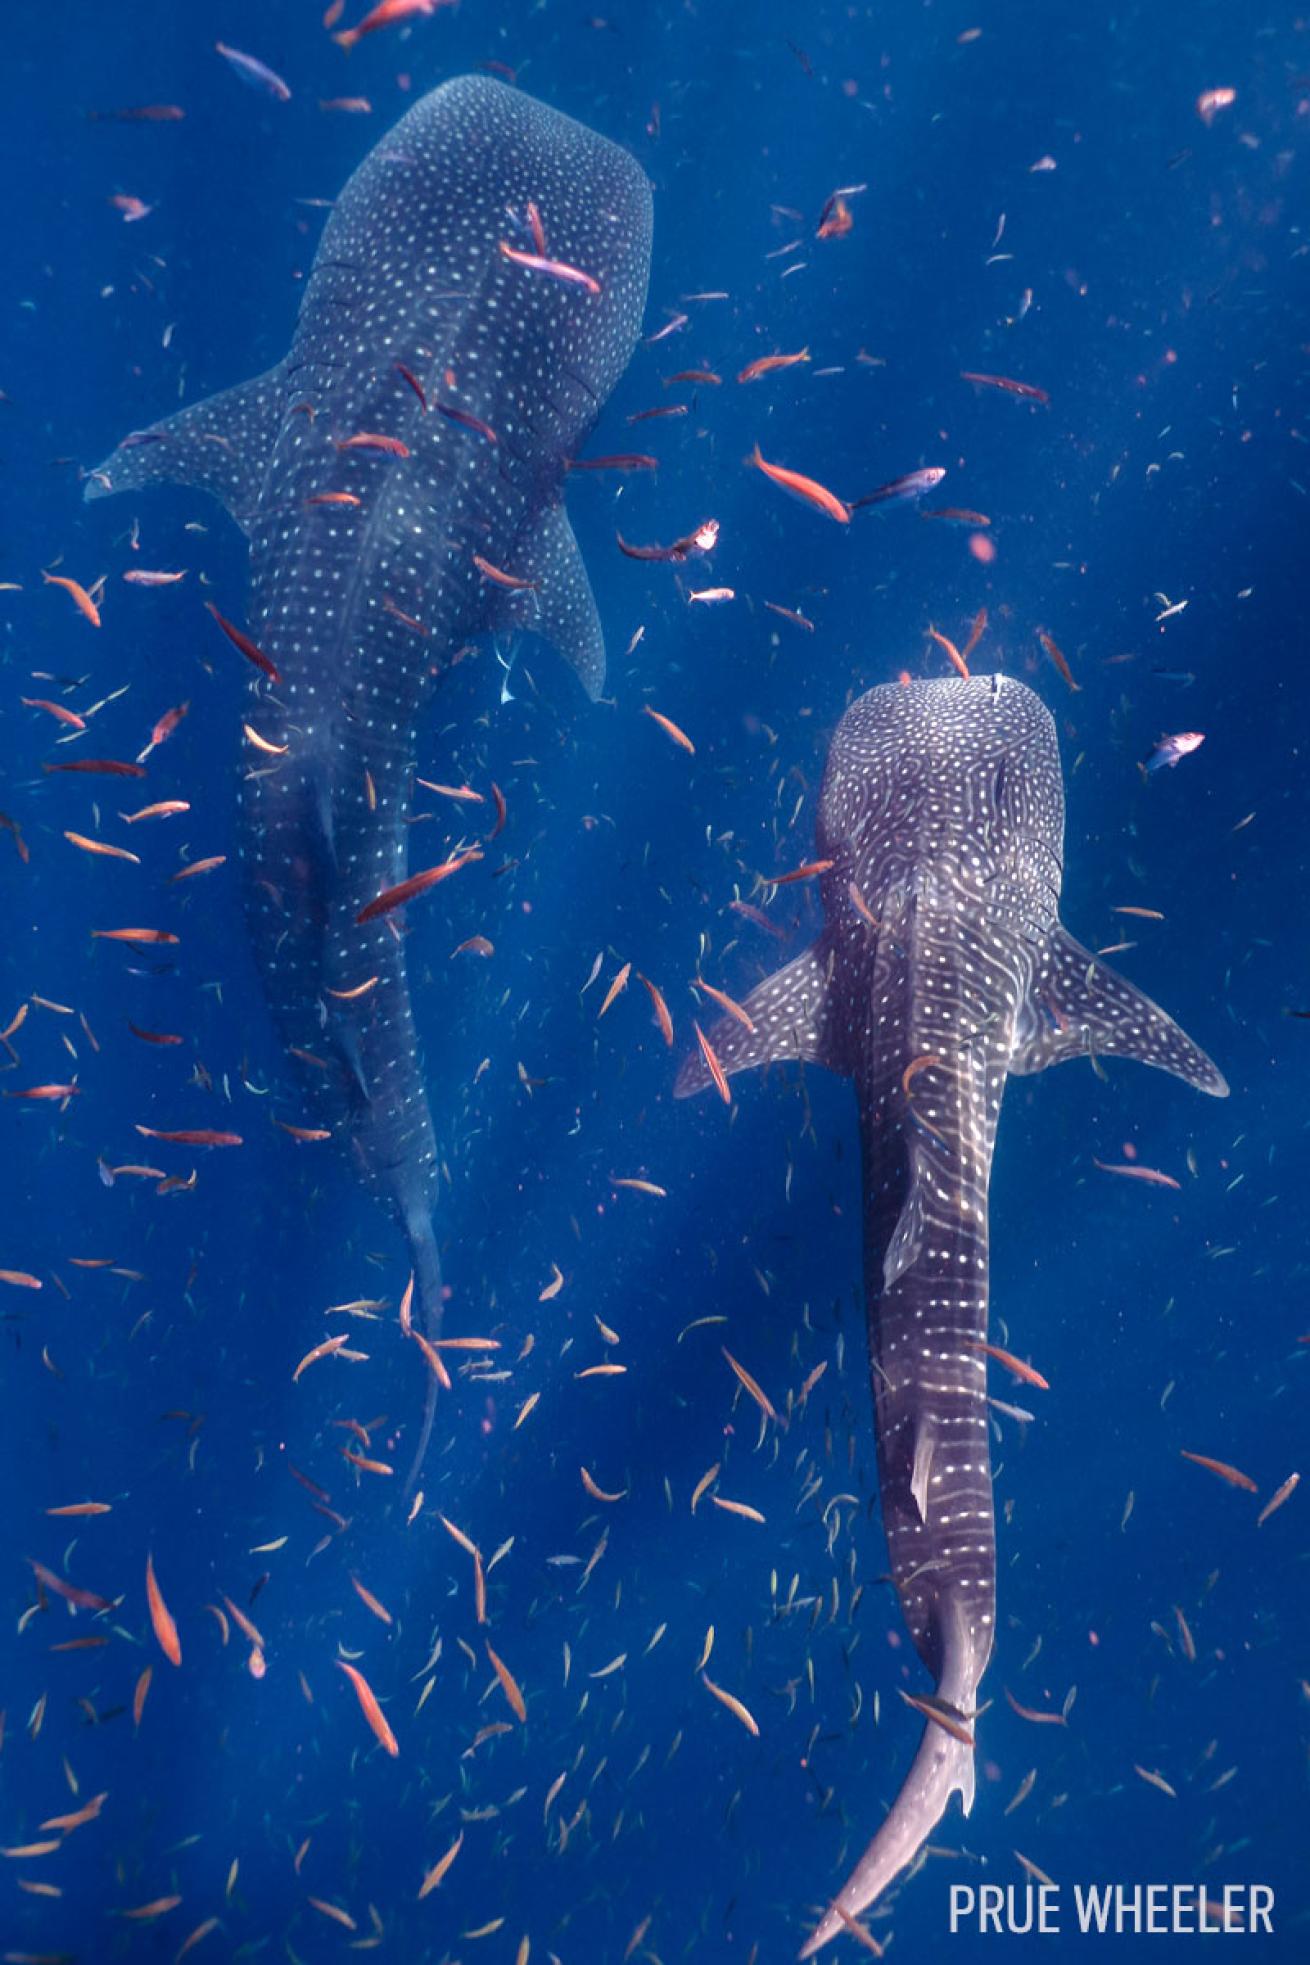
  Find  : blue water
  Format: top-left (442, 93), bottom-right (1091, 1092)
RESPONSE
top-left (2, 3), bottom-right (1305, 1961)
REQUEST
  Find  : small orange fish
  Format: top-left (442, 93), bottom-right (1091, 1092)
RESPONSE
top-left (962, 1338), bottom-right (1050, 1391)
top-left (1256, 1471), bottom-right (1299, 1527)
top-left (42, 569), bottom-right (101, 626)
top-left (1004, 1687), bottom-right (1068, 1726)
top-left (749, 444), bottom-right (849, 523)
top-left (1038, 630), bottom-right (1080, 692)
top-left (961, 607), bottom-right (988, 664)
top-left (356, 847), bottom-right (482, 924)
top-left (472, 552), bottom-right (537, 591)
top-left (92, 926), bottom-right (178, 944)
top-left (485, 1640), bottom-right (527, 1721)
top-left (721, 1347), bottom-right (776, 1421)
top-left (497, 239), bottom-right (601, 297)
top-left (693, 978), bottom-right (755, 1031)
top-left (336, 431), bottom-right (410, 456)
top-left (599, 962), bottom-right (631, 1019)
top-left (23, 696), bottom-right (86, 729)
top-left (961, 370), bottom-right (1050, 406)
top-left (29, 1559), bottom-right (112, 1611)
top-left (771, 858), bottom-right (833, 885)
top-left (64, 831), bottom-right (140, 864)
top-left (123, 800), bottom-right (191, 823)
top-left (737, 349), bottom-right (810, 383)
top-left (205, 601), bottom-right (281, 683)
top-left (901, 1054), bottom-right (943, 1096)
top-left (636, 972), bottom-right (674, 1046)
top-left (1093, 1158), bottom-right (1180, 1190)
top-left (694, 1022), bottom-right (731, 1105)
top-left (135, 1126), bottom-right (242, 1147)
top-left (927, 625), bottom-right (969, 680)
top-left (337, 1659), bottom-right (399, 1755)
top-left (145, 1553), bottom-right (181, 1665)
top-left (643, 705), bottom-right (695, 754)
top-left (168, 855), bottom-right (226, 884)
top-left (1180, 1450), bottom-right (1257, 1492)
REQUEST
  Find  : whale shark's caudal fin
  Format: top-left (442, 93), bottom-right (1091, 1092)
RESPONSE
top-left (799, 1601), bottom-right (983, 1958)
top-left (1011, 924), bottom-right (1228, 1095)
top-left (82, 362), bottom-right (288, 534)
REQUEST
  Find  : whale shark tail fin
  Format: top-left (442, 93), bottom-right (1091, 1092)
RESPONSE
top-left (401, 1211), bottom-right (444, 1495)
top-left (81, 362), bottom-right (287, 535)
top-left (1011, 925), bottom-right (1228, 1096)
top-left (799, 1609), bottom-right (982, 1958)
top-left (673, 938), bottom-right (849, 1097)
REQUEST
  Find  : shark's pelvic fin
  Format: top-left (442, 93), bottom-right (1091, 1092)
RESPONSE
top-left (1011, 924), bottom-right (1228, 1096)
top-left (674, 939), bottom-right (847, 1097)
top-left (495, 502), bottom-right (607, 700)
top-left (883, 1145), bottom-right (929, 1289)
top-left (83, 363), bottom-right (288, 535)
top-left (910, 1419), bottom-right (934, 1525)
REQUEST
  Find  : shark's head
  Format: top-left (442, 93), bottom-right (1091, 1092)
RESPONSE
top-left (819, 673), bottom-right (1065, 913)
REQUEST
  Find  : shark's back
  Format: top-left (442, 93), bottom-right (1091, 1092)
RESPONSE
top-left (818, 675), bottom-right (1064, 933)
top-left (285, 75), bottom-right (653, 511)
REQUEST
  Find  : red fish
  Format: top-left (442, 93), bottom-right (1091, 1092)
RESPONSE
top-left (334, 0), bottom-right (447, 51)
top-left (205, 602), bottom-right (282, 684)
top-left (497, 239), bottom-right (601, 297)
top-left (356, 848), bottom-right (482, 924)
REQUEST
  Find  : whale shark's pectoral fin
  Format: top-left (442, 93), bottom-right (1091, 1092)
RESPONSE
top-left (1011, 924), bottom-right (1228, 1096)
top-left (494, 502), bottom-right (606, 700)
top-left (674, 939), bottom-right (847, 1097)
top-left (82, 363), bottom-right (288, 536)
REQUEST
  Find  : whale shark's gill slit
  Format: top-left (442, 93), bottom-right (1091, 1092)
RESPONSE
top-left (84, 74), bottom-right (652, 1488)
top-left (674, 673), bottom-right (1227, 1954)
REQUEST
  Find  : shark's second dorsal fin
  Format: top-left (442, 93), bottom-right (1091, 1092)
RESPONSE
top-left (492, 502), bottom-right (606, 700)
top-left (82, 363), bottom-right (288, 536)
top-left (1011, 924), bottom-right (1228, 1096)
top-left (674, 939), bottom-right (847, 1097)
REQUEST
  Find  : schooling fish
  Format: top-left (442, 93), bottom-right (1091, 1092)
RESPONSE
top-left (84, 77), bottom-right (652, 1479)
top-left (677, 675), bottom-right (1226, 1953)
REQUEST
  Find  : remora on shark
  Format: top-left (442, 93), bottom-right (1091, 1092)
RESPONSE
top-left (84, 76), bottom-right (652, 1471)
top-left (677, 673), bottom-right (1227, 1954)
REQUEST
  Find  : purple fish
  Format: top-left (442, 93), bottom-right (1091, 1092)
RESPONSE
top-left (215, 42), bottom-right (292, 103)
top-left (850, 465), bottom-right (947, 510)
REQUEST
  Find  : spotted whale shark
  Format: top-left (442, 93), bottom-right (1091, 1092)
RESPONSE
top-left (85, 76), bottom-right (652, 1468)
top-left (676, 674), bottom-right (1226, 1953)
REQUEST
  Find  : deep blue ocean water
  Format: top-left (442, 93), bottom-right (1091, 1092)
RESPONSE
top-left (2, 3), bottom-right (1305, 1961)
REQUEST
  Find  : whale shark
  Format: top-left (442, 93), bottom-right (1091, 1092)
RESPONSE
top-left (676, 674), bottom-right (1226, 1954)
top-left (85, 75), bottom-right (652, 1469)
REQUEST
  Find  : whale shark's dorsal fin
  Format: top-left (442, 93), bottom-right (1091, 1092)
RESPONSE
top-left (83, 362), bottom-right (287, 536)
top-left (488, 502), bottom-right (606, 700)
top-left (1012, 924), bottom-right (1229, 1096)
top-left (673, 939), bottom-right (848, 1095)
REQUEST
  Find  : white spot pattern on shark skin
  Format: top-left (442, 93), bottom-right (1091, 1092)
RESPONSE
top-left (676, 674), bottom-right (1227, 1952)
top-left (84, 78), bottom-right (653, 1472)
